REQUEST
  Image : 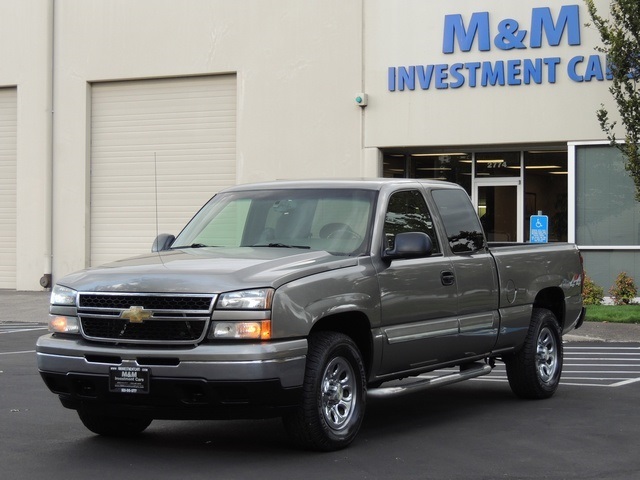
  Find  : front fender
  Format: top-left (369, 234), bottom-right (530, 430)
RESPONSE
top-left (270, 259), bottom-right (380, 338)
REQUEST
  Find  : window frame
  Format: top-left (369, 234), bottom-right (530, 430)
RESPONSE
top-left (382, 189), bottom-right (442, 256)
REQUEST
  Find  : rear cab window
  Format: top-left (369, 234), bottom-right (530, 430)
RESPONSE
top-left (431, 189), bottom-right (486, 254)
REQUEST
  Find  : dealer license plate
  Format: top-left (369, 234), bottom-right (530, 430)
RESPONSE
top-left (109, 366), bottom-right (150, 394)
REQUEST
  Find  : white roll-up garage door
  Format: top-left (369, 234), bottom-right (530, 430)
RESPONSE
top-left (0, 88), bottom-right (17, 289)
top-left (90, 75), bottom-right (237, 266)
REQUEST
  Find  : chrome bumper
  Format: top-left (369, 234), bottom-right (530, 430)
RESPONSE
top-left (36, 334), bottom-right (307, 388)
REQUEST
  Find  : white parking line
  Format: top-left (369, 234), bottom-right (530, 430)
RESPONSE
top-left (0, 350), bottom-right (36, 355)
top-left (0, 328), bottom-right (47, 335)
top-left (610, 378), bottom-right (640, 387)
top-left (565, 363), bottom-right (640, 367)
top-left (427, 345), bottom-right (640, 388)
top-left (567, 353), bottom-right (640, 356)
top-left (565, 346), bottom-right (640, 350)
top-left (0, 324), bottom-right (47, 334)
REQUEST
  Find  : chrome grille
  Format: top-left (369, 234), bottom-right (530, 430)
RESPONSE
top-left (79, 294), bottom-right (213, 311)
top-left (77, 293), bottom-right (216, 345)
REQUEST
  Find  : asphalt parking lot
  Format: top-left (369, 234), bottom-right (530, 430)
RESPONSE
top-left (2, 329), bottom-right (639, 479)
top-left (2, 291), bottom-right (640, 479)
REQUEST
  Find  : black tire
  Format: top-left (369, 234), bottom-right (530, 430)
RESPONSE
top-left (283, 331), bottom-right (366, 451)
top-left (505, 308), bottom-right (563, 399)
top-left (78, 410), bottom-right (152, 437)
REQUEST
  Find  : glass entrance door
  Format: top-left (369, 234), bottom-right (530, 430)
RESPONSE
top-left (474, 180), bottom-right (523, 242)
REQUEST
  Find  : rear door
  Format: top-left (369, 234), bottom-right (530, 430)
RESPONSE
top-left (376, 189), bottom-right (459, 374)
top-left (430, 188), bottom-right (500, 357)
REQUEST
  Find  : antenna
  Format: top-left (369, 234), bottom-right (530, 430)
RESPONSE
top-left (154, 152), bottom-right (159, 241)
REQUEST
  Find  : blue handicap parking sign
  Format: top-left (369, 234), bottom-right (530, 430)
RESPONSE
top-left (530, 215), bottom-right (549, 243)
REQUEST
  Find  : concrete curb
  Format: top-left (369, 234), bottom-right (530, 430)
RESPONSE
top-left (564, 321), bottom-right (640, 343)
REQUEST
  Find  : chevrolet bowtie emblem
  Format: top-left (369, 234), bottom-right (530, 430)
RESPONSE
top-left (121, 306), bottom-right (153, 324)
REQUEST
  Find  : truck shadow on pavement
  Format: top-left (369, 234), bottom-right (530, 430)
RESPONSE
top-left (82, 381), bottom-right (521, 455)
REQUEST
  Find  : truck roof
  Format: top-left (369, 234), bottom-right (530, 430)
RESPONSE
top-left (220, 178), bottom-right (463, 193)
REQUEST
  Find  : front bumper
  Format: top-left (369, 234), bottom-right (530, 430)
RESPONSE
top-left (36, 334), bottom-right (307, 419)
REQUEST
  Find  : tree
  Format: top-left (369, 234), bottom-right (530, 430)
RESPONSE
top-left (585, 0), bottom-right (640, 199)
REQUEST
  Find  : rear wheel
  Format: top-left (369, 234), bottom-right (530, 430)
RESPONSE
top-left (283, 331), bottom-right (366, 451)
top-left (78, 410), bottom-right (152, 437)
top-left (505, 308), bottom-right (563, 399)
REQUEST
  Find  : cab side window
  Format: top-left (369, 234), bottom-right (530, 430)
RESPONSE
top-left (384, 190), bottom-right (440, 254)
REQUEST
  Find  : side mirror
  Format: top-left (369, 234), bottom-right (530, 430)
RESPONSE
top-left (152, 233), bottom-right (175, 252)
top-left (383, 232), bottom-right (433, 260)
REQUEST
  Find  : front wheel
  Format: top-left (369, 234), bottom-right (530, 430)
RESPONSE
top-left (283, 331), bottom-right (366, 451)
top-left (504, 308), bottom-right (563, 399)
top-left (78, 410), bottom-right (152, 437)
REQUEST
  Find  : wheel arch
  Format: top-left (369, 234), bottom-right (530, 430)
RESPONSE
top-left (533, 287), bottom-right (565, 329)
top-left (309, 312), bottom-right (373, 378)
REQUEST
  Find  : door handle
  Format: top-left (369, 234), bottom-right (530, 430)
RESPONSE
top-left (441, 271), bottom-right (455, 286)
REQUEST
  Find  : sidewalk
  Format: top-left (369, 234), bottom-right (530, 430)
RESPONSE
top-left (1, 290), bottom-right (639, 342)
top-left (0, 291), bottom-right (51, 324)
top-left (563, 320), bottom-right (640, 343)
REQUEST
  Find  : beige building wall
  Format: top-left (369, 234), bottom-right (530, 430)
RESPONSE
top-left (0, 0), bottom-right (52, 290)
top-left (0, 1), bottom-right (618, 290)
top-left (364, 0), bottom-right (615, 147)
top-left (50, 0), bottom-right (365, 282)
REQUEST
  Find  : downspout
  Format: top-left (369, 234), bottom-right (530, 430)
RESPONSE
top-left (359, 0), bottom-right (381, 177)
top-left (40, 0), bottom-right (54, 289)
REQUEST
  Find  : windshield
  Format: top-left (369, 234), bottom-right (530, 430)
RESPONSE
top-left (172, 188), bottom-right (377, 256)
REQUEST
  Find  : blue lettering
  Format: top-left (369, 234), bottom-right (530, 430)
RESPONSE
top-left (435, 64), bottom-right (449, 89)
top-left (482, 61), bottom-right (505, 86)
top-left (584, 54), bottom-right (605, 81)
top-left (568, 56), bottom-right (584, 81)
top-left (523, 58), bottom-right (543, 84)
top-left (388, 67), bottom-right (396, 91)
top-left (417, 65), bottom-right (435, 89)
top-left (398, 66), bottom-right (415, 91)
top-left (530, 5), bottom-right (581, 48)
top-left (507, 60), bottom-right (522, 85)
top-left (443, 12), bottom-right (491, 53)
top-left (450, 63), bottom-right (466, 88)
top-left (466, 62), bottom-right (481, 87)
top-left (543, 57), bottom-right (561, 83)
top-left (387, 57), bottom-right (609, 92)
top-left (494, 19), bottom-right (527, 50)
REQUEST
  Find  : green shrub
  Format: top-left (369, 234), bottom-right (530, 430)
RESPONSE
top-left (582, 274), bottom-right (604, 305)
top-left (609, 272), bottom-right (638, 305)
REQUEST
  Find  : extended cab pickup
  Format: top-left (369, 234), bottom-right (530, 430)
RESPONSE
top-left (37, 179), bottom-right (585, 450)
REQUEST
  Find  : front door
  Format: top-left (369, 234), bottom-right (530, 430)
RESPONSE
top-left (377, 189), bottom-right (459, 375)
top-left (474, 179), bottom-right (523, 243)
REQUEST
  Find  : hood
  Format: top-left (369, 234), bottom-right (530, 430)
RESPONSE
top-left (57, 248), bottom-right (358, 294)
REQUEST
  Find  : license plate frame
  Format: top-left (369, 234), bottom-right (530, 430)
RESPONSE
top-left (109, 366), bottom-right (150, 394)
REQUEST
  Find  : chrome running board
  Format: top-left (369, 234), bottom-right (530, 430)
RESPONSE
top-left (368, 362), bottom-right (492, 399)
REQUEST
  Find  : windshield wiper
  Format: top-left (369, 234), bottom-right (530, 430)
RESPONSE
top-left (172, 243), bottom-right (213, 249)
top-left (251, 243), bottom-right (311, 249)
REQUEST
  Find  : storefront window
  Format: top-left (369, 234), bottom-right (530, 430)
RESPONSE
top-left (382, 152), bottom-right (472, 194)
top-left (382, 154), bottom-right (407, 178)
top-left (383, 147), bottom-right (569, 243)
top-left (576, 145), bottom-right (640, 246)
top-left (475, 152), bottom-right (520, 177)
top-left (523, 150), bottom-right (567, 242)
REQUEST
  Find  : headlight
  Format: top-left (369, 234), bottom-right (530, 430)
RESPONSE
top-left (217, 288), bottom-right (274, 310)
top-left (48, 315), bottom-right (81, 334)
top-left (212, 320), bottom-right (271, 340)
top-left (211, 288), bottom-right (274, 340)
top-left (51, 285), bottom-right (78, 306)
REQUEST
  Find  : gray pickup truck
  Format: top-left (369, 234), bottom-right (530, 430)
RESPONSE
top-left (37, 179), bottom-right (585, 450)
